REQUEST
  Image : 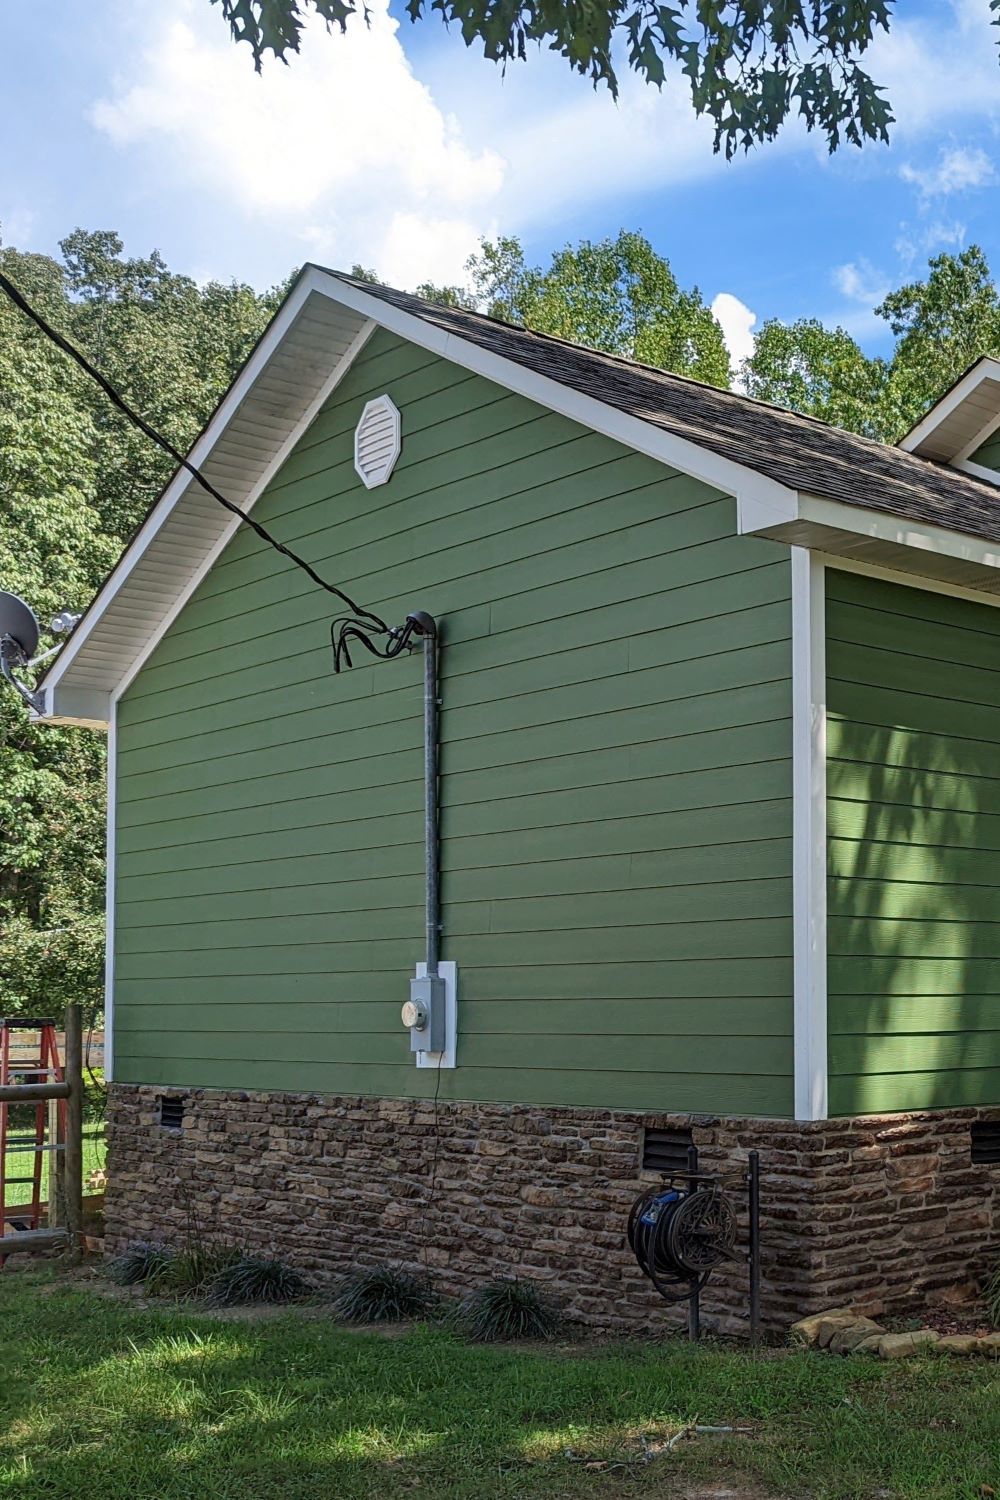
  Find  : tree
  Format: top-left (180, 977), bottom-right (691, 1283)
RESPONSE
top-left (208, 0), bottom-right (914, 156)
top-left (878, 248), bottom-right (1000, 438)
top-left (741, 247), bottom-right (1000, 443)
top-left (461, 232), bottom-right (730, 386)
top-left (742, 318), bottom-right (891, 441)
top-left (0, 232), bottom-right (280, 1025)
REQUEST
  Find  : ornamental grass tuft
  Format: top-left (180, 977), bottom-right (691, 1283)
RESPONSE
top-left (106, 1242), bottom-right (174, 1287)
top-left (456, 1277), bottom-right (562, 1342)
top-left (333, 1265), bottom-right (436, 1323)
top-left (207, 1254), bottom-right (309, 1306)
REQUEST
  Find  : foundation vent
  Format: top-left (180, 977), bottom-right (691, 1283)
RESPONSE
top-left (971, 1121), bottom-right (1000, 1164)
top-left (159, 1095), bottom-right (186, 1131)
top-left (641, 1124), bottom-right (694, 1173)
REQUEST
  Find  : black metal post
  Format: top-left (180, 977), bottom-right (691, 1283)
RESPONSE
top-left (686, 1143), bottom-right (700, 1343)
top-left (412, 613), bottom-right (441, 978)
top-left (748, 1149), bottom-right (761, 1347)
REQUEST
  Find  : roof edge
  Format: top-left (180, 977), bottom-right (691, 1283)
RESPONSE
top-left (900, 355), bottom-right (1000, 461)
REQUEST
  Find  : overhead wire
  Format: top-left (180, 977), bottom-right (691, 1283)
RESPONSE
top-left (0, 269), bottom-right (399, 671)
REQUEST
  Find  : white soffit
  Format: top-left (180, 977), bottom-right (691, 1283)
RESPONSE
top-left (900, 357), bottom-right (1000, 464)
top-left (40, 271), bottom-right (372, 726)
top-left (739, 491), bottom-right (1000, 595)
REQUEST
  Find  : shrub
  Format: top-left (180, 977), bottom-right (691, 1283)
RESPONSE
top-left (106, 1242), bottom-right (174, 1287)
top-left (207, 1254), bottom-right (309, 1307)
top-left (456, 1278), bottom-right (562, 1342)
top-left (333, 1265), bottom-right (436, 1323)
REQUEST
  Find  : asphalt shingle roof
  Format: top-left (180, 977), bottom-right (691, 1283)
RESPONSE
top-left (331, 272), bottom-right (1000, 546)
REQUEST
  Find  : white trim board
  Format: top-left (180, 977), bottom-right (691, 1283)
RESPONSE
top-left (791, 548), bottom-right (827, 1122)
top-left (900, 356), bottom-right (1000, 458)
top-left (103, 703), bottom-right (117, 1083)
top-left (739, 489), bottom-right (1000, 595)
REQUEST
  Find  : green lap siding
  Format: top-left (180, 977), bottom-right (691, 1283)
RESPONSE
top-left (826, 567), bottom-right (1000, 1114)
top-left (114, 327), bottom-right (795, 1115)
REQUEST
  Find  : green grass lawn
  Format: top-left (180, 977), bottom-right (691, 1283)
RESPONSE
top-left (3, 1123), bottom-right (106, 1209)
top-left (1, 1269), bottom-right (999, 1499)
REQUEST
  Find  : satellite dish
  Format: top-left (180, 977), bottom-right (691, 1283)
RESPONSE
top-left (0, 592), bottom-right (39, 661)
top-left (0, 593), bottom-right (44, 714)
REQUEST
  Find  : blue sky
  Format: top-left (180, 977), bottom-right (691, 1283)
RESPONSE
top-left (3, 0), bottom-right (1000, 366)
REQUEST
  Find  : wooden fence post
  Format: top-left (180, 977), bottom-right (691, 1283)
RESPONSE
top-left (64, 1004), bottom-right (83, 1263)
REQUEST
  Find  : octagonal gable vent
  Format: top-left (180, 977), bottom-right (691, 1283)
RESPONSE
top-left (354, 394), bottom-right (401, 489)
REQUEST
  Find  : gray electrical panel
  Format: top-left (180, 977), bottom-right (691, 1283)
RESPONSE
top-left (403, 972), bottom-right (446, 1053)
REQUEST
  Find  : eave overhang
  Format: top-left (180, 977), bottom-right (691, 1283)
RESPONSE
top-left (901, 356), bottom-right (1000, 467)
top-left (738, 490), bottom-right (1000, 594)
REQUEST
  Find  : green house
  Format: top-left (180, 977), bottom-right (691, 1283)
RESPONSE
top-left (40, 275), bottom-right (1000, 1327)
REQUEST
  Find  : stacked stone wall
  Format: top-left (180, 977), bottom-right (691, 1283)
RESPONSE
top-left (106, 1086), bottom-right (1000, 1334)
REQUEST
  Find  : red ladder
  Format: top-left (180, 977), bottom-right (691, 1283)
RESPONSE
top-left (1, 1018), bottom-right (66, 1253)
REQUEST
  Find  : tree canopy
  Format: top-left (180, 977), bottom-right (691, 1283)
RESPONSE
top-left (742, 248), bottom-right (1000, 443)
top-left (417, 232), bottom-right (731, 387)
top-left (206, 0), bottom-right (961, 156)
top-left (0, 231), bottom-right (280, 1024)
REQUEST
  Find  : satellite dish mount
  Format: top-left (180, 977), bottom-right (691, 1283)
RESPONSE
top-left (0, 593), bottom-right (44, 715)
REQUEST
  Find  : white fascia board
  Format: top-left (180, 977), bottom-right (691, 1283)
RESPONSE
top-left (900, 356), bottom-right (1000, 456)
top-left (40, 268), bottom-right (344, 711)
top-left (35, 684), bottom-right (112, 729)
top-left (311, 275), bottom-right (800, 517)
top-left (739, 489), bottom-right (1000, 584)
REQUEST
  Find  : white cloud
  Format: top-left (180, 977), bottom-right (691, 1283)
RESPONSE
top-left (900, 145), bottom-right (995, 199)
top-left (91, 3), bottom-right (505, 287)
top-left (711, 292), bottom-right (757, 375)
top-left (833, 259), bottom-right (890, 306)
top-left (87, 0), bottom-right (777, 286)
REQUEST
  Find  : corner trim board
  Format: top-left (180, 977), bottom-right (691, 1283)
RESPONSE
top-left (791, 548), bottom-right (827, 1122)
top-left (104, 703), bottom-right (117, 1083)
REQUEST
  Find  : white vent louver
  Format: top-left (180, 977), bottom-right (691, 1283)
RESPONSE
top-left (354, 395), bottom-right (401, 489)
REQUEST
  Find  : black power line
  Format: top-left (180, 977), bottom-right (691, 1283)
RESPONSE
top-left (0, 269), bottom-right (409, 671)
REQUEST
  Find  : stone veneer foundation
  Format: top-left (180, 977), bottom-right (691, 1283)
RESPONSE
top-left (106, 1085), bottom-right (1000, 1335)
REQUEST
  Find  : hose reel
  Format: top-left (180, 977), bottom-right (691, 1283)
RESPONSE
top-left (627, 1182), bottom-right (738, 1302)
top-left (626, 1149), bottom-right (762, 1342)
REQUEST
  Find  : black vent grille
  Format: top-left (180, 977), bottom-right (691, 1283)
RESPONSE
top-left (159, 1095), bottom-right (186, 1131)
top-left (641, 1124), bottom-right (694, 1173)
top-left (971, 1121), bottom-right (1000, 1164)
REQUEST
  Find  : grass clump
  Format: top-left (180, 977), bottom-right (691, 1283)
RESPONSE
top-left (333, 1264), bottom-right (436, 1323)
top-left (457, 1277), bottom-right (562, 1342)
top-left (207, 1254), bottom-right (309, 1307)
top-left (106, 1242), bottom-right (174, 1287)
top-left (143, 1241), bottom-right (242, 1298)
